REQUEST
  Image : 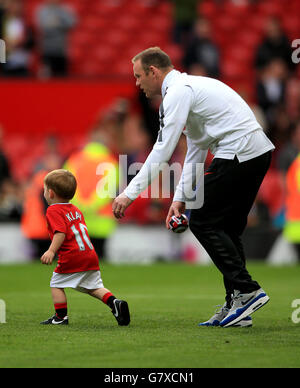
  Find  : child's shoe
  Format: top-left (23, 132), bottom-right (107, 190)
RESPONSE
top-left (111, 299), bottom-right (130, 326)
top-left (40, 314), bottom-right (69, 325)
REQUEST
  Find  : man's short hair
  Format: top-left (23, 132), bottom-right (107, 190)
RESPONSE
top-left (44, 169), bottom-right (77, 200)
top-left (132, 47), bottom-right (173, 74)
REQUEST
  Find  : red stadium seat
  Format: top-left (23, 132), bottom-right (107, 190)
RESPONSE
top-left (256, 0), bottom-right (284, 17)
top-left (199, 0), bottom-right (218, 18)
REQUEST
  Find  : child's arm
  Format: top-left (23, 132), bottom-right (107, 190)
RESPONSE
top-left (41, 232), bottom-right (66, 265)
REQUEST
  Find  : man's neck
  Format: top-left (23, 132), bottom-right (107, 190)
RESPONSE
top-left (161, 68), bottom-right (176, 96)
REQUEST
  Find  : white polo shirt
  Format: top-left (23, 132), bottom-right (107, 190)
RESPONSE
top-left (124, 70), bottom-right (275, 202)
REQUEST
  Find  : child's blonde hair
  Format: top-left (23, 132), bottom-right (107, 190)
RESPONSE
top-left (44, 169), bottom-right (77, 200)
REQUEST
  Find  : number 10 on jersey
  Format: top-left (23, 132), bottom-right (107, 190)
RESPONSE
top-left (71, 223), bottom-right (93, 251)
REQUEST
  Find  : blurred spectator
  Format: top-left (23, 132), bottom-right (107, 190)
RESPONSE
top-left (270, 106), bottom-right (294, 151)
top-left (256, 58), bottom-right (288, 129)
top-left (276, 122), bottom-right (300, 176)
top-left (63, 119), bottom-right (121, 260)
top-left (237, 87), bottom-right (267, 133)
top-left (137, 90), bottom-right (160, 146)
top-left (274, 121), bottom-right (300, 227)
top-left (34, 134), bottom-right (64, 173)
top-left (285, 77), bottom-right (300, 124)
top-left (35, 0), bottom-right (77, 77)
top-left (21, 151), bottom-right (62, 259)
top-left (93, 98), bottom-right (129, 156)
top-left (0, 0), bottom-right (35, 77)
top-left (0, 123), bottom-right (21, 222)
top-left (254, 165), bottom-right (285, 228)
top-left (170, 0), bottom-right (199, 47)
top-left (0, 179), bottom-right (23, 222)
top-left (21, 169), bottom-right (50, 259)
top-left (0, 0), bottom-right (5, 36)
top-left (121, 113), bottom-right (151, 164)
top-left (0, 124), bottom-right (11, 190)
top-left (255, 17), bottom-right (294, 73)
top-left (283, 151), bottom-right (300, 261)
top-left (182, 17), bottom-right (220, 78)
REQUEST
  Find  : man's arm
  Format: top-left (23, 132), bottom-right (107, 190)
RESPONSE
top-left (173, 137), bottom-right (207, 203)
top-left (166, 138), bottom-right (208, 228)
top-left (112, 85), bottom-right (194, 218)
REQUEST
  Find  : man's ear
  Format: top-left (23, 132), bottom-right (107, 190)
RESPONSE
top-left (149, 65), bottom-right (158, 77)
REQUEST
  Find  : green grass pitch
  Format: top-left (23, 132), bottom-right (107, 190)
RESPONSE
top-left (0, 261), bottom-right (299, 368)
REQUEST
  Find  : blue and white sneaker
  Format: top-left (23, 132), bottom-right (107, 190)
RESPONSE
top-left (231, 316), bottom-right (252, 327)
top-left (220, 288), bottom-right (269, 328)
top-left (199, 304), bottom-right (229, 327)
top-left (198, 303), bottom-right (252, 327)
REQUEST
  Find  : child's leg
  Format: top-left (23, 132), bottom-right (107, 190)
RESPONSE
top-left (88, 288), bottom-right (116, 309)
top-left (88, 288), bottom-right (130, 326)
top-left (51, 287), bottom-right (68, 318)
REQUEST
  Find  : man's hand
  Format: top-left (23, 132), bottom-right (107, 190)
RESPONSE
top-left (40, 250), bottom-right (55, 265)
top-left (112, 192), bottom-right (133, 219)
top-left (166, 201), bottom-right (186, 229)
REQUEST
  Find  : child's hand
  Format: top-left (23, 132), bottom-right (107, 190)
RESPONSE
top-left (40, 250), bottom-right (55, 265)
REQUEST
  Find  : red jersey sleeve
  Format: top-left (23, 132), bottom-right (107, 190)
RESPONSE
top-left (46, 205), bottom-right (68, 237)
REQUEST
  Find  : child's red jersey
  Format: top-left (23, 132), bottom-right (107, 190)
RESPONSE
top-left (46, 203), bottom-right (100, 274)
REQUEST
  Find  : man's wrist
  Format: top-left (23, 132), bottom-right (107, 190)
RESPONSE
top-left (123, 189), bottom-right (136, 201)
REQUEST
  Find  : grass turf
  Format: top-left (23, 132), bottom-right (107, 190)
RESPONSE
top-left (0, 261), bottom-right (299, 368)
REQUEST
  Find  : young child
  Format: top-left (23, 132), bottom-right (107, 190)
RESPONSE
top-left (40, 169), bottom-right (130, 326)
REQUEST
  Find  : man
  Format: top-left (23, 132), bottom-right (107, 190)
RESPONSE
top-left (112, 47), bottom-right (274, 328)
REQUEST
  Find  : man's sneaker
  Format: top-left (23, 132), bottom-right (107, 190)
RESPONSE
top-left (198, 303), bottom-right (252, 327)
top-left (40, 314), bottom-right (69, 325)
top-left (232, 316), bottom-right (252, 327)
top-left (111, 299), bottom-right (130, 326)
top-left (198, 304), bottom-right (229, 326)
top-left (220, 288), bottom-right (269, 328)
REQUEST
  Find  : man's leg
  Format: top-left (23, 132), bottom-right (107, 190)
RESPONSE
top-left (190, 151), bottom-right (272, 295)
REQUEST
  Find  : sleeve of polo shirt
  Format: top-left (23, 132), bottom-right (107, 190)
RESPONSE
top-left (173, 136), bottom-right (208, 204)
top-left (124, 85), bottom-right (194, 200)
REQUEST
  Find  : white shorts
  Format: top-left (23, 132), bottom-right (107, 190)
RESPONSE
top-left (50, 270), bottom-right (104, 293)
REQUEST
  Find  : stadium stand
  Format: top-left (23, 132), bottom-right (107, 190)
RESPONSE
top-left (2, 0), bottom-right (299, 178)
top-left (20, 0), bottom-right (299, 87)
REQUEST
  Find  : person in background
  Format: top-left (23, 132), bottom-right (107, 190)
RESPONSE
top-left (283, 151), bottom-right (300, 261)
top-left (35, 0), bottom-right (77, 77)
top-left (0, 125), bottom-right (11, 191)
top-left (256, 58), bottom-right (288, 132)
top-left (1, 0), bottom-right (34, 77)
top-left (255, 16), bottom-right (295, 74)
top-left (182, 17), bottom-right (220, 79)
top-left (276, 122), bottom-right (300, 177)
top-left (0, 124), bottom-right (22, 222)
top-left (63, 120), bottom-right (120, 260)
top-left (170, 0), bottom-right (199, 47)
top-left (21, 150), bottom-right (62, 259)
top-left (0, 0), bottom-right (5, 37)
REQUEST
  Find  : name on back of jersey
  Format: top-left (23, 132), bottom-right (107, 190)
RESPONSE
top-left (65, 211), bottom-right (82, 222)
